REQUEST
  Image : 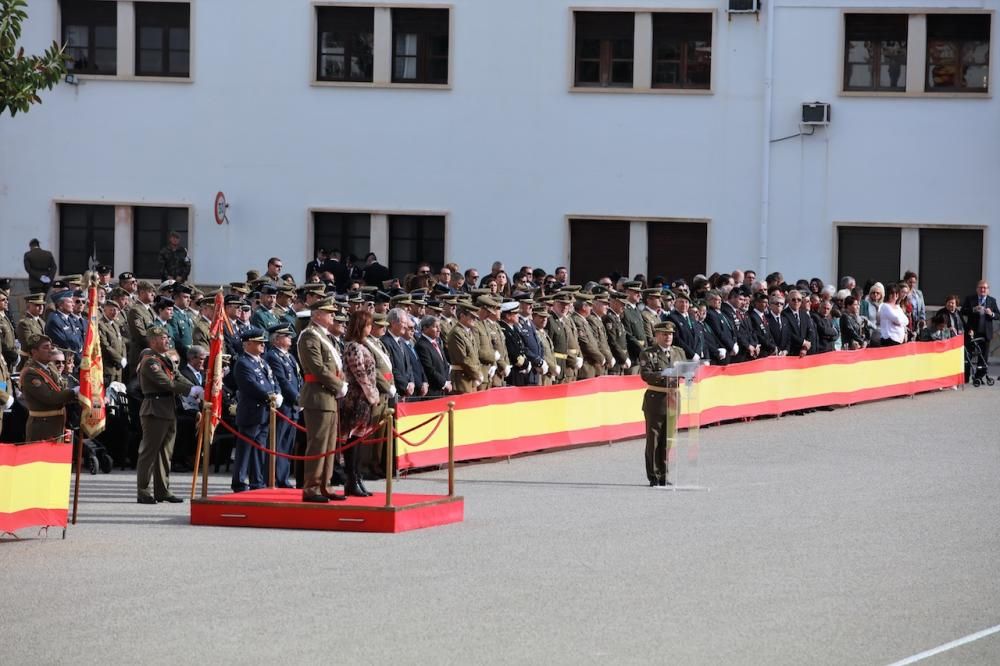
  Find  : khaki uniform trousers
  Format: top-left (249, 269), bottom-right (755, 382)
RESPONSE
top-left (302, 408), bottom-right (338, 497)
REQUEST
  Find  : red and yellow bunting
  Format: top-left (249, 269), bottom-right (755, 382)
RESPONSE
top-left (0, 442), bottom-right (72, 532)
top-left (395, 338), bottom-right (964, 469)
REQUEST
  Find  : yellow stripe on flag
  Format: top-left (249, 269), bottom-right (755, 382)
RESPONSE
top-left (0, 462), bottom-right (72, 514)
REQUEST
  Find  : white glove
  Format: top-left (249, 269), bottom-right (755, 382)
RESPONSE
top-left (610, 357), bottom-right (616, 368)
top-left (540, 360), bottom-right (549, 375)
top-left (733, 344), bottom-right (739, 354)
top-left (575, 356), bottom-right (583, 369)
top-left (388, 384), bottom-right (397, 398)
top-left (717, 348), bottom-right (726, 359)
top-left (477, 373), bottom-right (483, 384)
top-left (503, 365), bottom-right (511, 377)
top-left (72, 386), bottom-right (80, 395)
top-left (337, 383), bottom-right (348, 399)
top-left (120, 357), bottom-right (127, 368)
top-left (691, 354), bottom-right (700, 363)
top-left (443, 381), bottom-right (452, 392)
top-left (189, 385), bottom-right (204, 400)
top-left (272, 393), bottom-right (284, 408)
top-left (494, 350), bottom-right (500, 361)
top-left (40, 275), bottom-right (51, 284)
top-left (555, 364), bottom-right (562, 376)
top-left (110, 381), bottom-right (127, 394)
top-left (3, 395), bottom-right (13, 411)
top-left (488, 365), bottom-right (497, 379)
top-left (624, 358), bottom-right (632, 370)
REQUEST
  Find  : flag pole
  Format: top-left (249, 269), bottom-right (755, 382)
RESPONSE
top-left (71, 429), bottom-right (82, 525)
top-left (190, 408), bottom-right (206, 499)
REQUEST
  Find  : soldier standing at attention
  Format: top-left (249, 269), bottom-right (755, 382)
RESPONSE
top-left (0, 347), bottom-right (13, 434)
top-left (297, 298), bottom-right (347, 503)
top-left (602, 293), bottom-right (630, 375)
top-left (98, 299), bottom-right (127, 386)
top-left (640, 289), bottom-right (662, 348)
top-left (127, 281), bottom-right (157, 372)
top-left (447, 303), bottom-right (483, 394)
top-left (232, 327), bottom-right (280, 493)
top-left (23, 238), bottom-right (57, 294)
top-left (19, 335), bottom-right (78, 441)
top-left (531, 306), bottom-right (559, 385)
top-left (545, 292), bottom-right (574, 382)
top-left (640, 322), bottom-right (687, 487)
top-left (167, 283), bottom-right (195, 362)
top-left (570, 293), bottom-right (604, 379)
top-left (16, 293), bottom-right (46, 351)
top-left (158, 231), bottom-right (191, 282)
top-left (0, 290), bottom-right (18, 369)
top-left (251, 284), bottom-right (281, 331)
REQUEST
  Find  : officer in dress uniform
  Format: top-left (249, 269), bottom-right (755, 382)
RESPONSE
top-left (531, 306), bottom-right (559, 385)
top-left (640, 321), bottom-right (687, 487)
top-left (0, 347), bottom-right (14, 435)
top-left (499, 301), bottom-right (534, 386)
top-left (639, 289), bottom-right (662, 348)
top-left (16, 293), bottom-right (46, 351)
top-left (621, 281), bottom-right (647, 372)
top-left (45, 291), bottom-right (83, 361)
top-left (19, 335), bottom-right (78, 441)
top-left (473, 297), bottom-right (500, 389)
top-left (232, 327), bottom-right (280, 493)
top-left (167, 283), bottom-right (195, 363)
top-left (98, 299), bottom-right (127, 386)
top-left (251, 284), bottom-right (281, 331)
top-left (135, 327), bottom-right (198, 503)
top-left (571, 294), bottom-right (605, 379)
top-left (265, 324), bottom-right (302, 489)
top-left (0, 290), bottom-right (18, 369)
top-left (545, 292), bottom-right (573, 382)
top-left (192, 296), bottom-right (214, 350)
top-left (480, 297), bottom-right (510, 387)
top-left (447, 303), bottom-right (483, 394)
top-left (603, 293), bottom-right (630, 374)
top-left (126, 281), bottom-right (157, 373)
top-left (588, 294), bottom-right (616, 374)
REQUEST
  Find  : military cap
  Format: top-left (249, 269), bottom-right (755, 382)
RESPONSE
top-left (137, 280), bottom-right (156, 292)
top-left (258, 283), bottom-right (278, 295)
top-left (560, 285), bottom-right (582, 293)
top-left (372, 313), bottom-right (389, 327)
top-left (157, 280), bottom-right (176, 293)
top-left (438, 293), bottom-right (459, 302)
top-left (514, 293), bottom-right (534, 304)
top-left (240, 327), bottom-right (267, 343)
top-left (552, 292), bottom-right (573, 303)
top-left (102, 299), bottom-right (121, 310)
top-left (196, 296), bottom-right (216, 306)
top-left (642, 288), bottom-right (662, 299)
top-left (360, 286), bottom-right (377, 294)
top-left (373, 291), bottom-right (391, 304)
top-left (470, 288), bottom-right (492, 297)
top-left (425, 301), bottom-right (443, 313)
top-left (23, 293), bottom-right (46, 305)
top-left (674, 291), bottom-right (691, 302)
top-left (431, 283), bottom-right (452, 295)
top-left (95, 264), bottom-right (112, 275)
top-left (593, 294), bottom-right (610, 303)
top-left (752, 291), bottom-right (768, 302)
top-left (333, 312), bottom-right (350, 323)
top-left (476, 295), bottom-right (501, 309)
top-left (500, 301), bottom-right (519, 313)
top-left (661, 289), bottom-right (675, 300)
top-left (312, 297), bottom-right (337, 312)
top-left (148, 326), bottom-right (170, 338)
top-left (118, 271), bottom-right (135, 281)
top-left (153, 297), bottom-right (175, 311)
top-left (224, 294), bottom-right (246, 306)
top-left (531, 305), bottom-right (550, 317)
top-left (706, 290), bottom-right (724, 300)
top-left (652, 321), bottom-right (676, 334)
top-left (50, 290), bottom-right (74, 303)
top-left (26, 334), bottom-right (53, 351)
top-left (390, 294), bottom-right (412, 305)
top-left (229, 282), bottom-right (250, 295)
top-left (109, 287), bottom-right (130, 299)
top-left (266, 323), bottom-right (294, 336)
top-left (457, 302), bottom-right (479, 316)
top-left (573, 293), bottom-right (594, 303)
top-left (348, 293), bottom-right (363, 304)
top-left (246, 270), bottom-right (261, 282)
top-left (278, 286), bottom-right (296, 298)
top-left (171, 283), bottom-right (193, 295)
top-left (624, 281), bottom-right (643, 291)
top-left (61, 274), bottom-right (83, 286)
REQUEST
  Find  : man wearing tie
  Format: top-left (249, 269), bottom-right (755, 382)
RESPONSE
top-left (265, 324), bottom-right (302, 488)
top-left (961, 280), bottom-right (997, 380)
top-left (174, 345), bottom-right (207, 472)
top-left (415, 316), bottom-right (451, 396)
top-left (232, 327), bottom-right (281, 492)
top-left (665, 293), bottom-right (699, 361)
top-left (782, 290), bottom-right (814, 357)
top-left (766, 293), bottom-right (790, 355)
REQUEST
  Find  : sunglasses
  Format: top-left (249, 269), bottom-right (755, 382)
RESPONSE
top-left (52, 361), bottom-right (66, 366)
top-left (789, 298), bottom-right (801, 302)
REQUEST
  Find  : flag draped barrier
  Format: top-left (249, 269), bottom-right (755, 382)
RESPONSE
top-left (0, 437), bottom-right (73, 535)
top-left (393, 338), bottom-right (965, 470)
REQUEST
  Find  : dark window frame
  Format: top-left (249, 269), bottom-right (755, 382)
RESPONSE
top-left (388, 215), bottom-right (445, 279)
top-left (316, 6), bottom-right (375, 83)
top-left (132, 206), bottom-right (190, 279)
top-left (843, 13), bottom-right (908, 92)
top-left (58, 203), bottom-right (116, 275)
top-left (574, 11), bottom-right (635, 88)
top-left (925, 13), bottom-right (990, 93)
top-left (651, 12), bottom-right (713, 90)
top-left (60, 0), bottom-right (118, 76)
top-left (391, 8), bottom-right (450, 85)
top-left (312, 212), bottom-right (372, 270)
top-left (134, 1), bottom-right (191, 78)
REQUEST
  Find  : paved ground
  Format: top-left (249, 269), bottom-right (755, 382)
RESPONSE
top-left (2, 382), bottom-right (999, 665)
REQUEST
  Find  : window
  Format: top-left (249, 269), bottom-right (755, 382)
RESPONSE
top-left (569, 219), bottom-right (629, 283)
top-left (574, 12), bottom-right (634, 88)
top-left (837, 227), bottom-right (901, 290)
top-left (918, 229), bottom-right (983, 304)
top-left (647, 221), bottom-right (707, 283)
top-left (133, 206), bottom-right (188, 278)
top-left (316, 6), bottom-right (374, 82)
top-left (59, 204), bottom-right (115, 275)
top-left (391, 8), bottom-right (449, 84)
top-left (652, 13), bottom-right (712, 89)
top-left (134, 2), bottom-right (191, 77)
top-left (926, 14), bottom-right (990, 92)
top-left (844, 14), bottom-right (907, 91)
top-left (313, 213), bottom-right (372, 265)
top-left (60, 0), bottom-right (117, 75)
top-left (388, 215), bottom-right (444, 278)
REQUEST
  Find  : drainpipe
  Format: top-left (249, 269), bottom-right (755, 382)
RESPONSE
top-left (758, 0), bottom-right (776, 277)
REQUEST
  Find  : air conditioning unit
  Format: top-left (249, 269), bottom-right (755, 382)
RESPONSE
top-left (801, 102), bottom-right (831, 125)
top-left (728, 0), bottom-right (760, 13)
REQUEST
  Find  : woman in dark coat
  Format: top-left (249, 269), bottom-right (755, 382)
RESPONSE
top-left (340, 310), bottom-right (381, 497)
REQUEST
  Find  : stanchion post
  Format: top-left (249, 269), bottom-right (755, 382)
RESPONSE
top-left (190, 406), bottom-right (207, 500)
top-left (447, 402), bottom-right (455, 497)
top-left (268, 405), bottom-right (277, 488)
top-left (201, 406), bottom-right (211, 499)
top-left (71, 429), bottom-right (82, 525)
top-left (384, 408), bottom-right (395, 507)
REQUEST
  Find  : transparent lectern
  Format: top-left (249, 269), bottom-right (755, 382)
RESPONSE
top-left (660, 360), bottom-right (707, 492)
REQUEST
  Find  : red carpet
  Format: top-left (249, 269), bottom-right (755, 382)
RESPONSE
top-left (190, 488), bottom-right (463, 533)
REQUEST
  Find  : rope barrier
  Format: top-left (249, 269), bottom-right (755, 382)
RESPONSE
top-left (216, 418), bottom-right (385, 461)
top-left (273, 408), bottom-right (308, 433)
top-left (393, 413), bottom-right (445, 448)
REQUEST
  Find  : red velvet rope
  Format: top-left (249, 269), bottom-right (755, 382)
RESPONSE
top-left (393, 413), bottom-right (445, 448)
top-left (273, 409), bottom-right (308, 433)
top-left (216, 419), bottom-right (386, 461)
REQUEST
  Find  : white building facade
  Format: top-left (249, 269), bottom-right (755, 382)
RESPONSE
top-left (1, 0), bottom-right (996, 305)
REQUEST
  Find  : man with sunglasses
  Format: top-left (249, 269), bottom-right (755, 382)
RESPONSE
top-left (782, 289), bottom-right (815, 357)
top-left (19, 335), bottom-right (78, 441)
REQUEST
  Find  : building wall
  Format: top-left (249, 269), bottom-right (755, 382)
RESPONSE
top-left (0, 0), bottom-right (996, 291)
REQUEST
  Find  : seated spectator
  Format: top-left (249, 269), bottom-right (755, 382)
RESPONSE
top-left (917, 312), bottom-right (955, 342)
top-left (839, 296), bottom-right (871, 350)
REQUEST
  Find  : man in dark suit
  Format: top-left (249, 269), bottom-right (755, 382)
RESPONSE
top-left (362, 253), bottom-right (391, 289)
top-left (500, 302), bottom-right (534, 386)
top-left (324, 251), bottom-right (352, 293)
top-left (401, 320), bottom-right (429, 397)
top-left (765, 293), bottom-right (790, 355)
top-left (232, 327), bottom-right (280, 492)
top-left (265, 324), bottom-right (302, 488)
top-left (382, 308), bottom-right (416, 399)
top-left (721, 288), bottom-right (755, 362)
top-left (415, 316), bottom-right (451, 395)
top-left (961, 280), bottom-right (997, 378)
top-left (173, 345), bottom-right (207, 472)
top-left (704, 291), bottom-right (736, 365)
top-left (782, 290), bottom-right (814, 357)
top-left (23, 238), bottom-right (57, 294)
top-left (747, 292), bottom-right (778, 357)
top-left (665, 293), bottom-right (699, 360)
top-left (305, 248), bottom-right (328, 283)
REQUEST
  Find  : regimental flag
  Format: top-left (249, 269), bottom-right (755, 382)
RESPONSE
top-left (78, 279), bottom-right (106, 438)
top-left (202, 290), bottom-right (229, 440)
top-left (0, 441), bottom-right (73, 533)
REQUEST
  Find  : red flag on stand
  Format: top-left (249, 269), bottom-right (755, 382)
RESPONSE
top-left (78, 279), bottom-right (106, 438)
top-left (202, 291), bottom-right (229, 438)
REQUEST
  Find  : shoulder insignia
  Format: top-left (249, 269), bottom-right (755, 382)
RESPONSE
top-left (31, 377), bottom-right (42, 387)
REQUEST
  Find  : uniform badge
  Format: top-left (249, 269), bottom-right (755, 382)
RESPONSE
top-left (31, 378), bottom-right (42, 387)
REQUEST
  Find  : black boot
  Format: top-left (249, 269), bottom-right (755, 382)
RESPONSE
top-left (356, 478), bottom-right (373, 497)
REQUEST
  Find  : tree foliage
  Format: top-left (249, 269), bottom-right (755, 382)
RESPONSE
top-left (0, 0), bottom-right (68, 117)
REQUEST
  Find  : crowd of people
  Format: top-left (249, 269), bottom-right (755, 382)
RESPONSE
top-left (1, 238), bottom-right (996, 499)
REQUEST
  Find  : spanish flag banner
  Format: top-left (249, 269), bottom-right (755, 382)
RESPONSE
top-left (0, 441), bottom-right (72, 533)
top-left (78, 279), bottom-right (106, 438)
top-left (395, 337), bottom-right (964, 470)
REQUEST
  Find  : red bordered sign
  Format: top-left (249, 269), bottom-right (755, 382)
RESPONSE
top-left (214, 191), bottom-right (229, 225)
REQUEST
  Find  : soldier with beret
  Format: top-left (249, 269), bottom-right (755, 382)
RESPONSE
top-left (232, 327), bottom-right (281, 493)
top-left (136, 326), bottom-right (199, 503)
top-left (640, 321), bottom-right (687, 487)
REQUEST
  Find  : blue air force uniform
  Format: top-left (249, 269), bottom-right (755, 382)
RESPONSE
top-left (232, 328), bottom-right (279, 492)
